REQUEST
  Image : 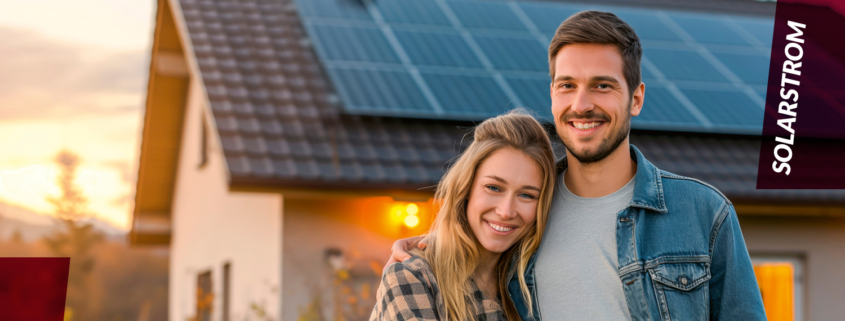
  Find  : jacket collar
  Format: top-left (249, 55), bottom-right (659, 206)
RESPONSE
top-left (554, 144), bottom-right (668, 213)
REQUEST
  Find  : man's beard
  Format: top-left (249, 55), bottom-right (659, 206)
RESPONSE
top-left (557, 100), bottom-right (632, 164)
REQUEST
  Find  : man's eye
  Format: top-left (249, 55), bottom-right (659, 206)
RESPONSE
top-left (486, 185), bottom-right (501, 192)
top-left (597, 84), bottom-right (611, 89)
top-left (560, 83), bottom-right (573, 89)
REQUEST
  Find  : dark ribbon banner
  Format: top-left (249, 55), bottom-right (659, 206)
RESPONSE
top-left (0, 258), bottom-right (70, 321)
top-left (757, 0), bottom-right (845, 189)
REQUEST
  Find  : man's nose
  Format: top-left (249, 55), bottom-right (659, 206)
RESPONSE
top-left (495, 196), bottom-right (517, 219)
top-left (571, 88), bottom-right (594, 114)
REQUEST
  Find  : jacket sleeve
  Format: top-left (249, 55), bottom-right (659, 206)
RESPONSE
top-left (708, 203), bottom-right (767, 320)
top-left (370, 261), bottom-right (439, 321)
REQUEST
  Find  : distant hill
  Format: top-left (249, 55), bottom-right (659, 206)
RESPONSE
top-left (0, 201), bottom-right (125, 242)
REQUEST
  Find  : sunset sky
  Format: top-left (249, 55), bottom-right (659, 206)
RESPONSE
top-left (0, 0), bottom-right (155, 230)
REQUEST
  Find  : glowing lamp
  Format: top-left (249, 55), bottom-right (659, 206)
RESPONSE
top-left (405, 203), bottom-right (419, 216)
top-left (404, 214), bottom-right (420, 228)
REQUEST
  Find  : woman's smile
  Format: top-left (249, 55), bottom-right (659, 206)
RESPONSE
top-left (485, 220), bottom-right (518, 234)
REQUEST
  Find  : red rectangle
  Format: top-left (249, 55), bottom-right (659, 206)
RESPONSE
top-left (0, 258), bottom-right (70, 321)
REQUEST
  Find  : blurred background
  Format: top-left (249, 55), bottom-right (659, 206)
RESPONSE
top-left (0, 0), bottom-right (168, 320)
top-left (2, 0), bottom-right (844, 321)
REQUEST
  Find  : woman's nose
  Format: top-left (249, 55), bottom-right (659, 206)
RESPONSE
top-left (495, 196), bottom-right (517, 219)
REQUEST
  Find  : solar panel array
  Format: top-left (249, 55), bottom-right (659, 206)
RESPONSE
top-left (295, 0), bottom-right (774, 134)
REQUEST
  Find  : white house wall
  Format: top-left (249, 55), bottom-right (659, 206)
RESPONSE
top-left (170, 77), bottom-right (283, 321)
top-left (741, 216), bottom-right (845, 321)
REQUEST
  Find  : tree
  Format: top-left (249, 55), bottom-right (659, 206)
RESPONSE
top-left (42, 149), bottom-right (103, 321)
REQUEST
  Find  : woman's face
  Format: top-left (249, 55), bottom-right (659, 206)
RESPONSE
top-left (466, 147), bottom-right (543, 254)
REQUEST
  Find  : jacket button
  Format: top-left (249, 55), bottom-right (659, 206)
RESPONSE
top-left (680, 277), bottom-right (688, 285)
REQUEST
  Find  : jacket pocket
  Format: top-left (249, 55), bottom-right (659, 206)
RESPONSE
top-left (648, 262), bottom-right (710, 321)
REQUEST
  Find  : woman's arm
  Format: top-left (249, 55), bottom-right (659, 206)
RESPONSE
top-left (370, 259), bottom-right (440, 321)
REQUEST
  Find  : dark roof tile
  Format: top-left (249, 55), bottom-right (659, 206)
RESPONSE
top-left (220, 135), bottom-right (244, 153)
top-left (226, 155), bottom-right (250, 175)
top-left (248, 157), bottom-right (274, 177)
top-left (271, 159), bottom-right (296, 179)
top-left (242, 136), bottom-right (267, 155)
top-left (265, 138), bottom-right (291, 157)
top-left (339, 161), bottom-right (363, 182)
top-left (315, 160), bottom-right (339, 181)
top-left (214, 115), bottom-right (237, 131)
top-left (309, 141), bottom-right (333, 159)
top-left (360, 163), bottom-right (386, 182)
top-left (293, 159), bottom-right (320, 180)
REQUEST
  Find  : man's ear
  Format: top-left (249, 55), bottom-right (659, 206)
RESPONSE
top-left (630, 82), bottom-right (645, 117)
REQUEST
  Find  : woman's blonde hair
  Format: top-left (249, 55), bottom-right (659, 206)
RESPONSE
top-left (420, 109), bottom-right (556, 320)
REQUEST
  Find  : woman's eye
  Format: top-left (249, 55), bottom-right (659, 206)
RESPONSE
top-left (519, 193), bottom-right (537, 199)
top-left (486, 185), bottom-right (501, 192)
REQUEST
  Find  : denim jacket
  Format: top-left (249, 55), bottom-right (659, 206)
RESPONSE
top-left (508, 144), bottom-right (767, 321)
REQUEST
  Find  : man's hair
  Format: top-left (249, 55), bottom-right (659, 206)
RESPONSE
top-left (548, 10), bottom-right (642, 97)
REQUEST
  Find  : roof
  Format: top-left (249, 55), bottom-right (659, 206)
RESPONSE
top-left (293, 0), bottom-right (773, 134)
top-left (174, 0), bottom-right (845, 204)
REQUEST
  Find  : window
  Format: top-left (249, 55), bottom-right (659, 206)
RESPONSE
top-left (199, 111), bottom-right (209, 169)
top-left (752, 256), bottom-right (804, 321)
top-left (196, 270), bottom-right (213, 321)
top-left (222, 262), bottom-right (231, 321)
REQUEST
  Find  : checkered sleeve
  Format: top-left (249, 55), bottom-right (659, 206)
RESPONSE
top-left (370, 257), bottom-right (440, 321)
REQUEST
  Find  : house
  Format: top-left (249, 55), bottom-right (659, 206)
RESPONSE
top-left (131, 0), bottom-right (845, 320)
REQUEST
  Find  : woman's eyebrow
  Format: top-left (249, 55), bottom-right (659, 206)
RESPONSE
top-left (485, 175), bottom-right (508, 184)
top-left (485, 175), bottom-right (541, 192)
top-left (522, 185), bottom-right (541, 192)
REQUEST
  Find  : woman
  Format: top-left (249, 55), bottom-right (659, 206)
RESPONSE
top-left (370, 110), bottom-right (557, 321)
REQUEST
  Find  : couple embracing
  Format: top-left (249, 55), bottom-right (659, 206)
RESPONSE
top-left (370, 11), bottom-right (767, 321)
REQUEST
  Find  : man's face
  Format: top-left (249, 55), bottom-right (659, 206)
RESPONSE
top-left (550, 43), bottom-right (644, 164)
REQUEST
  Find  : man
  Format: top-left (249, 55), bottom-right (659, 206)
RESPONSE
top-left (388, 11), bottom-right (766, 321)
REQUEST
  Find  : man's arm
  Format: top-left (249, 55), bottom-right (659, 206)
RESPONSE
top-left (708, 204), bottom-right (767, 320)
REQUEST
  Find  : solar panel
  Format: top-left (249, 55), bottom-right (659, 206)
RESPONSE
top-left (614, 12), bottom-right (684, 42)
top-left (645, 48), bottom-right (730, 82)
top-left (377, 0), bottom-right (452, 26)
top-left (421, 72), bottom-right (513, 116)
top-left (447, 0), bottom-right (528, 31)
top-left (668, 14), bottom-right (752, 46)
top-left (329, 67), bottom-right (434, 114)
top-left (296, 0), bottom-right (373, 21)
top-left (517, 2), bottom-right (583, 32)
top-left (505, 76), bottom-right (554, 120)
top-left (641, 64), bottom-right (657, 80)
top-left (393, 30), bottom-right (483, 68)
top-left (472, 34), bottom-right (547, 72)
top-left (310, 24), bottom-right (400, 63)
top-left (294, 0), bottom-right (775, 134)
top-left (680, 88), bottom-right (763, 129)
top-left (711, 52), bottom-right (770, 85)
top-left (733, 19), bottom-right (775, 47)
top-left (634, 87), bottom-right (702, 127)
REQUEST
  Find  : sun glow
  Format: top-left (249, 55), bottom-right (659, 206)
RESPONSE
top-left (0, 115), bottom-right (141, 231)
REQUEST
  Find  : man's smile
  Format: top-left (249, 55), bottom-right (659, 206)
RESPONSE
top-left (568, 120), bottom-right (606, 137)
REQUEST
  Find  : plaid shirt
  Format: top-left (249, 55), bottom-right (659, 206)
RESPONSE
top-left (370, 255), bottom-right (506, 321)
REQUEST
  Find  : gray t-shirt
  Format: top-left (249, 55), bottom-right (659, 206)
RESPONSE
top-left (534, 170), bottom-right (635, 320)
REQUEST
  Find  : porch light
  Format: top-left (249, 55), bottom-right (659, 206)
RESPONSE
top-left (405, 204), bottom-right (419, 216)
top-left (404, 213), bottom-right (420, 228)
top-left (390, 202), bottom-right (422, 229)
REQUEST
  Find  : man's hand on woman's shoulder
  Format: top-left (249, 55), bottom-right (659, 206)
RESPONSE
top-left (384, 235), bottom-right (429, 271)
